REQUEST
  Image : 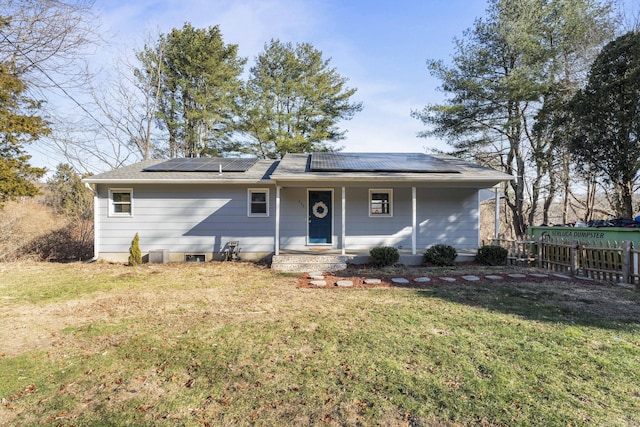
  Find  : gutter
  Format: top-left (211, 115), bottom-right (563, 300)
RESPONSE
top-left (82, 178), bottom-right (275, 185)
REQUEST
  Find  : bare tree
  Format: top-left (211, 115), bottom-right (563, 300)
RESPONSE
top-left (87, 35), bottom-right (166, 162)
top-left (0, 0), bottom-right (98, 91)
top-left (0, 1), bottom-right (106, 173)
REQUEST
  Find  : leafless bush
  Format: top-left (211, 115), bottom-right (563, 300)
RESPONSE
top-left (0, 197), bottom-right (93, 262)
top-left (24, 220), bottom-right (94, 262)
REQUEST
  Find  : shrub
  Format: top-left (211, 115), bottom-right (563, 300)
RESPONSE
top-left (424, 244), bottom-right (457, 266)
top-left (370, 246), bottom-right (399, 267)
top-left (476, 245), bottom-right (508, 266)
top-left (25, 220), bottom-right (94, 262)
top-left (128, 233), bottom-right (142, 266)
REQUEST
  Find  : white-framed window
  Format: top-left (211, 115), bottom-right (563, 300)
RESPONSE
top-left (248, 188), bottom-right (269, 217)
top-left (369, 189), bottom-right (393, 217)
top-left (109, 188), bottom-right (133, 217)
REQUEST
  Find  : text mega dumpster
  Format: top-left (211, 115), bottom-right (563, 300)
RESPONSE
top-left (528, 226), bottom-right (640, 245)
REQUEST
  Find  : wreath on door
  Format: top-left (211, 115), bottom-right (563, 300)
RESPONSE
top-left (312, 201), bottom-right (328, 219)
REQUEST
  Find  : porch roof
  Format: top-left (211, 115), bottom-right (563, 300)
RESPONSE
top-left (271, 153), bottom-right (513, 188)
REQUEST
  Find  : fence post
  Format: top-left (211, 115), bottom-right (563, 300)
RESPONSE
top-left (537, 236), bottom-right (543, 268)
top-left (622, 241), bottom-right (631, 284)
top-left (571, 240), bottom-right (579, 277)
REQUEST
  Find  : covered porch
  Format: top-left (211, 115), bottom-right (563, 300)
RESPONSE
top-left (271, 248), bottom-right (479, 272)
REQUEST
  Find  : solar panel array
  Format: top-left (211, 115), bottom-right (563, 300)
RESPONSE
top-left (143, 158), bottom-right (258, 173)
top-left (310, 153), bottom-right (459, 173)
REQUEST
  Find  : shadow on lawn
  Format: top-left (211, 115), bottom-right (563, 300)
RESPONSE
top-left (415, 279), bottom-right (640, 328)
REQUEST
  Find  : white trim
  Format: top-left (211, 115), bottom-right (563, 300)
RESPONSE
top-left (369, 188), bottom-right (393, 217)
top-left (93, 192), bottom-right (99, 259)
top-left (108, 188), bottom-right (133, 217)
top-left (494, 186), bottom-right (500, 241)
top-left (247, 188), bottom-right (270, 217)
top-left (412, 186), bottom-right (417, 255)
top-left (275, 186), bottom-right (281, 255)
top-left (307, 188), bottom-right (334, 246)
top-left (85, 178), bottom-right (275, 185)
top-left (341, 186), bottom-right (346, 255)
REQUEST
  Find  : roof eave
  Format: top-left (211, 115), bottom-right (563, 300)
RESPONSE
top-left (83, 178), bottom-right (275, 185)
top-left (271, 175), bottom-right (514, 184)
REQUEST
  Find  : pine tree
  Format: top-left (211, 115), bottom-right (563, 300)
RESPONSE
top-left (128, 233), bottom-right (142, 266)
top-left (0, 64), bottom-right (48, 207)
top-left (568, 31), bottom-right (640, 218)
top-left (241, 39), bottom-right (362, 159)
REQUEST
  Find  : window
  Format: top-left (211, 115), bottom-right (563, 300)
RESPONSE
top-left (369, 189), bottom-right (392, 217)
top-left (109, 188), bottom-right (133, 217)
top-left (248, 189), bottom-right (269, 217)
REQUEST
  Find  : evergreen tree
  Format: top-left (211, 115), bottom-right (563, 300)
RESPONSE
top-left (128, 233), bottom-right (142, 266)
top-left (413, 0), bottom-right (615, 236)
top-left (0, 64), bottom-right (48, 207)
top-left (241, 39), bottom-right (362, 159)
top-left (46, 163), bottom-right (93, 220)
top-left (568, 31), bottom-right (640, 218)
top-left (136, 23), bottom-right (246, 158)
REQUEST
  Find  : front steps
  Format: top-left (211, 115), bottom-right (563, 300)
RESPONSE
top-left (271, 254), bottom-right (354, 272)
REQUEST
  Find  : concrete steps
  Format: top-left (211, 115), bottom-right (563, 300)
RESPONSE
top-left (271, 254), bottom-right (353, 272)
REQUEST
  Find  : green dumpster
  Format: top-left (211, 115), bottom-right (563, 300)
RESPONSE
top-left (528, 226), bottom-right (640, 245)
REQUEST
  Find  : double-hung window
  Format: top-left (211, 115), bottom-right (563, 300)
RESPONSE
top-left (248, 189), bottom-right (269, 217)
top-left (369, 189), bottom-right (393, 217)
top-left (109, 188), bottom-right (133, 217)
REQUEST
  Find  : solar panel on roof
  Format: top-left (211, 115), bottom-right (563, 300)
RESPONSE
top-left (143, 158), bottom-right (258, 172)
top-left (310, 153), bottom-right (459, 173)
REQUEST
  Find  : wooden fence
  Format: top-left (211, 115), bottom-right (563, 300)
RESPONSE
top-left (491, 238), bottom-right (640, 288)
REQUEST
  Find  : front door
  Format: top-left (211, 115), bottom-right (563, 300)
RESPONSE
top-left (308, 190), bottom-right (332, 244)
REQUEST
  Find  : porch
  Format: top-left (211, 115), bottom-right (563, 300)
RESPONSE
top-left (271, 248), bottom-right (477, 272)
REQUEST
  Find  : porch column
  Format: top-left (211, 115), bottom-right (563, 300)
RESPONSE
top-left (494, 186), bottom-right (500, 241)
top-left (275, 186), bottom-right (281, 256)
top-left (341, 186), bottom-right (346, 256)
top-left (412, 186), bottom-right (417, 255)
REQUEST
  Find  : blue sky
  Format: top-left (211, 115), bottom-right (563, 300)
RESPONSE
top-left (93, 0), bottom-right (491, 155)
top-left (29, 0), bottom-right (639, 171)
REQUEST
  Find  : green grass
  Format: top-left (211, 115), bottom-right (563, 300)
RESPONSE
top-left (1, 262), bottom-right (639, 426)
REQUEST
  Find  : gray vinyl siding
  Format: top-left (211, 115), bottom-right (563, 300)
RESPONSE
top-left (279, 187), bottom-right (343, 250)
top-left (96, 182), bottom-right (480, 258)
top-left (341, 187), bottom-right (478, 251)
top-left (415, 187), bottom-right (479, 250)
top-left (278, 185), bottom-right (479, 252)
top-left (343, 187), bottom-right (413, 250)
top-left (96, 184), bottom-right (275, 255)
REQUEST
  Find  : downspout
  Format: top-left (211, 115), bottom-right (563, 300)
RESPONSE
top-left (494, 186), bottom-right (500, 242)
top-left (412, 187), bottom-right (417, 255)
top-left (341, 186), bottom-right (346, 256)
top-left (275, 186), bottom-right (281, 256)
top-left (84, 183), bottom-right (99, 262)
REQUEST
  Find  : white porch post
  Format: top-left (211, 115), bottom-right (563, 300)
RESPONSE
top-left (93, 191), bottom-right (99, 259)
top-left (494, 186), bottom-right (500, 242)
top-left (275, 186), bottom-right (281, 255)
top-left (341, 186), bottom-right (346, 256)
top-left (412, 186), bottom-right (417, 255)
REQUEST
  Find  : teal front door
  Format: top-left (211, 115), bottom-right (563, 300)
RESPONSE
top-left (308, 190), bottom-right (332, 244)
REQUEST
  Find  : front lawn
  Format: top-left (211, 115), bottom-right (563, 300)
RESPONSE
top-left (1, 262), bottom-right (638, 426)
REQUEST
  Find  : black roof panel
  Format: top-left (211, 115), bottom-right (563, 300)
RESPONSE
top-left (310, 153), bottom-right (460, 173)
top-left (143, 158), bottom-right (258, 173)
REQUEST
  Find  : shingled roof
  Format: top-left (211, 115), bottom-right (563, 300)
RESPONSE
top-left (83, 153), bottom-right (513, 187)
